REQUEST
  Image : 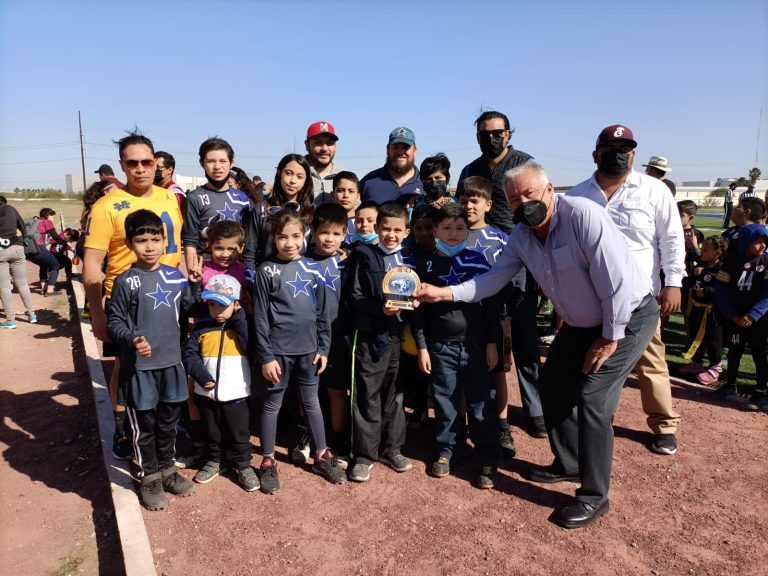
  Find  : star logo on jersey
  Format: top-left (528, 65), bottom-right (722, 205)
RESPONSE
top-left (216, 202), bottom-right (238, 221)
top-left (439, 267), bottom-right (466, 285)
top-left (287, 272), bottom-right (312, 297)
top-left (146, 282), bottom-right (172, 309)
top-left (320, 266), bottom-right (340, 291)
top-left (472, 237), bottom-right (499, 264)
top-left (113, 200), bottom-right (131, 211)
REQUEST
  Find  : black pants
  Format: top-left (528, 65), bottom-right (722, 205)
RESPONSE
top-left (196, 395), bottom-right (252, 470)
top-left (727, 319), bottom-right (768, 390)
top-left (351, 333), bottom-right (406, 463)
top-left (539, 296), bottom-right (658, 506)
top-left (689, 306), bottom-right (723, 365)
top-left (127, 401), bottom-right (184, 477)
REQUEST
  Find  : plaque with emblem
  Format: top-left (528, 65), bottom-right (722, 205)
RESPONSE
top-left (383, 266), bottom-right (421, 310)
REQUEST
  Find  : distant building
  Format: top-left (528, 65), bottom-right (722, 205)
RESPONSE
top-left (65, 173), bottom-right (98, 194)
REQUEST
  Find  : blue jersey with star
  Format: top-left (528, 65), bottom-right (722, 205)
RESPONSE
top-left (342, 218), bottom-right (357, 247)
top-left (412, 249), bottom-right (500, 347)
top-left (182, 186), bottom-right (251, 251)
top-left (466, 225), bottom-right (508, 267)
top-left (107, 264), bottom-right (193, 370)
top-left (252, 256), bottom-right (330, 364)
top-left (307, 251), bottom-right (346, 337)
top-left (383, 248), bottom-right (416, 272)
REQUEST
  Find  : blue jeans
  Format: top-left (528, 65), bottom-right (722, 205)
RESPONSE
top-left (428, 340), bottom-right (499, 466)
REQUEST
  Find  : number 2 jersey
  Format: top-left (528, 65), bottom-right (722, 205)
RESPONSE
top-left (84, 185), bottom-right (183, 297)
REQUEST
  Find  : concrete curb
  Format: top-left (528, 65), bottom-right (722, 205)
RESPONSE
top-left (71, 278), bottom-right (157, 576)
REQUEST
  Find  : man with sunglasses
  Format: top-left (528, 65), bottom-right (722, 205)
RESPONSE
top-left (83, 131), bottom-right (183, 461)
top-left (457, 110), bottom-right (545, 444)
top-left (568, 125), bottom-right (685, 457)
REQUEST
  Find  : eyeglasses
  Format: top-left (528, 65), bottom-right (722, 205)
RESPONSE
top-left (478, 129), bottom-right (508, 138)
top-left (267, 201), bottom-right (301, 215)
top-left (123, 159), bottom-right (155, 169)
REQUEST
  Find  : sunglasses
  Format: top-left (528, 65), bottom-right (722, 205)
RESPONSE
top-left (123, 159), bottom-right (155, 169)
top-left (478, 129), bottom-right (508, 138)
top-left (267, 201), bottom-right (301, 215)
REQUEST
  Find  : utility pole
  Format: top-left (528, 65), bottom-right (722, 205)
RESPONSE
top-left (79, 111), bottom-right (87, 193)
top-left (756, 102), bottom-right (763, 166)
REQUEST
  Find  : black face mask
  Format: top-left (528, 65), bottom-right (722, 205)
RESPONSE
top-left (597, 150), bottom-right (632, 177)
top-left (513, 200), bottom-right (548, 227)
top-left (206, 173), bottom-right (230, 189)
top-left (423, 180), bottom-right (448, 199)
top-left (154, 169), bottom-right (164, 185)
top-left (479, 134), bottom-right (506, 158)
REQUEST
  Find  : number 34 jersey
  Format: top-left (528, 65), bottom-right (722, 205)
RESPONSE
top-left (84, 185), bottom-right (183, 297)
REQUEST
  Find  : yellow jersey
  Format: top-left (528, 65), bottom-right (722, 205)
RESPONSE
top-left (84, 185), bottom-right (183, 296)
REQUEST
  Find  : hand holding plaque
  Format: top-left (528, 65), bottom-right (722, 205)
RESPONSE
top-left (383, 266), bottom-right (421, 310)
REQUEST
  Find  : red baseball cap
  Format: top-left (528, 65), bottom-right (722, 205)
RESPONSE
top-left (306, 121), bottom-right (338, 141)
top-left (596, 124), bottom-right (637, 148)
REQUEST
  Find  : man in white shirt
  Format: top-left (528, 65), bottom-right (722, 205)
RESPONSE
top-left (568, 125), bottom-right (686, 456)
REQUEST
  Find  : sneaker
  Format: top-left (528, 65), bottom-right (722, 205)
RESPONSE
top-left (26, 312), bottom-right (37, 324)
top-left (112, 432), bottom-right (134, 461)
top-left (335, 454), bottom-right (350, 471)
top-left (745, 392), bottom-right (768, 411)
top-left (679, 360), bottom-right (706, 376)
top-left (476, 466), bottom-right (496, 490)
top-left (379, 450), bottom-right (412, 473)
top-left (696, 363), bottom-right (723, 386)
top-left (194, 461), bottom-right (221, 484)
top-left (0, 321), bottom-right (17, 329)
top-left (525, 416), bottom-right (547, 439)
top-left (80, 309), bottom-right (90, 320)
top-left (311, 450), bottom-right (347, 484)
top-left (651, 434), bottom-right (678, 455)
top-left (291, 433), bottom-right (312, 466)
top-left (174, 447), bottom-right (205, 469)
top-left (259, 458), bottom-right (280, 494)
top-left (712, 384), bottom-right (737, 399)
top-left (140, 473), bottom-right (168, 511)
top-left (539, 334), bottom-right (556, 345)
top-left (237, 467), bottom-right (260, 492)
top-left (499, 426), bottom-right (517, 459)
top-left (430, 455), bottom-right (451, 478)
top-left (160, 467), bottom-right (196, 496)
top-left (348, 461), bottom-right (373, 482)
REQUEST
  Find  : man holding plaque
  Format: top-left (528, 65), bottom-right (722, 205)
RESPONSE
top-left (417, 162), bottom-right (658, 529)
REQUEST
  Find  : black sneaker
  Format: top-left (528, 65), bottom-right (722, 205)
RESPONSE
top-left (260, 459), bottom-right (280, 494)
top-left (499, 426), bottom-right (517, 459)
top-left (161, 467), bottom-right (196, 497)
top-left (476, 466), bottom-right (496, 490)
top-left (312, 450), bottom-right (346, 484)
top-left (745, 391), bottom-right (768, 411)
top-left (379, 450), bottom-right (412, 473)
top-left (525, 416), bottom-right (547, 439)
top-left (140, 472), bottom-right (168, 511)
top-left (711, 384), bottom-right (737, 399)
top-left (430, 455), bottom-right (450, 478)
top-left (651, 434), bottom-right (678, 455)
top-left (237, 467), bottom-right (260, 492)
top-left (291, 433), bottom-right (312, 466)
top-left (112, 432), bottom-right (134, 461)
top-left (194, 461), bottom-right (221, 484)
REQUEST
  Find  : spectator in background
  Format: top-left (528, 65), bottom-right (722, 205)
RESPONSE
top-left (29, 207), bottom-right (66, 296)
top-left (740, 184), bottom-right (757, 201)
top-left (94, 164), bottom-right (124, 189)
top-left (723, 182), bottom-right (737, 228)
top-left (229, 166), bottom-right (261, 204)
top-left (360, 127), bottom-right (423, 205)
top-left (305, 121), bottom-right (344, 205)
top-left (642, 155), bottom-right (676, 196)
top-left (0, 195), bottom-right (36, 328)
top-left (154, 151), bottom-right (186, 211)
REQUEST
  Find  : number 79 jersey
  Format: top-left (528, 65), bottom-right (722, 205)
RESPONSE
top-left (84, 185), bottom-right (183, 297)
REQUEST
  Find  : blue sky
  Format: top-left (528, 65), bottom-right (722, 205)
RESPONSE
top-left (1, 0), bottom-right (766, 190)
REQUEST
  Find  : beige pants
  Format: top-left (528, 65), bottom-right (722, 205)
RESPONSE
top-left (635, 320), bottom-right (681, 435)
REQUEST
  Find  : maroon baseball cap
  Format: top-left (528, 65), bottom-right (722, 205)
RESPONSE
top-left (595, 125), bottom-right (637, 148)
top-left (306, 121), bottom-right (338, 141)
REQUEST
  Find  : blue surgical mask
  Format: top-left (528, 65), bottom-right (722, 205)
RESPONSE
top-left (436, 239), bottom-right (466, 257)
top-left (379, 243), bottom-right (402, 255)
top-left (354, 231), bottom-right (378, 244)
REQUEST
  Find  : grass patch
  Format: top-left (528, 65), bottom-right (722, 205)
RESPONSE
top-left (51, 554), bottom-right (84, 576)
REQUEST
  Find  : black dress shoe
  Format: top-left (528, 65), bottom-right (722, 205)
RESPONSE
top-left (525, 416), bottom-right (548, 439)
top-left (552, 500), bottom-right (610, 529)
top-left (521, 465), bottom-right (580, 484)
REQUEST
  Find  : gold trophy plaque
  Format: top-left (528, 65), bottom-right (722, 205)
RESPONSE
top-left (382, 266), bottom-right (421, 310)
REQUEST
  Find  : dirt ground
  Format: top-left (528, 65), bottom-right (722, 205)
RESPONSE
top-left (1, 265), bottom-right (767, 575)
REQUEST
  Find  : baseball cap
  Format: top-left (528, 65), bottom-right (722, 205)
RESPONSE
top-left (595, 125), bottom-right (637, 148)
top-left (94, 164), bottom-right (114, 175)
top-left (642, 155), bottom-right (672, 173)
top-left (736, 223), bottom-right (768, 255)
top-left (388, 126), bottom-right (416, 146)
top-left (201, 274), bottom-right (241, 307)
top-left (306, 121), bottom-right (338, 141)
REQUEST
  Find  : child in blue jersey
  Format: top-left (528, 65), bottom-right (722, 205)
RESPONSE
top-left (107, 210), bottom-right (197, 511)
top-left (307, 203), bottom-right (352, 463)
top-left (458, 177), bottom-right (526, 453)
top-left (342, 203), bottom-right (415, 482)
top-left (332, 171), bottom-right (361, 246)
top-left (412, 203), bottom-right (500, 488)
top-left (253, 209), bottom-right (346, 493)
top-left (714, 224), bottom-right (768, 409)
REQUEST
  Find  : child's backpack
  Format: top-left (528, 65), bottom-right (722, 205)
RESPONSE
top-left (23, 217), bottom-right (41, 256)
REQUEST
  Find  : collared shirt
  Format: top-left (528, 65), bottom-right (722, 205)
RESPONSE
top-left (451, 195), bottom-right (651, 340)
top-left (307, 159), bottom-right (344, 206)
top-left (567, 169), bottom-right (685, 294)
top-left (360, 165), bottom-right (423, 205)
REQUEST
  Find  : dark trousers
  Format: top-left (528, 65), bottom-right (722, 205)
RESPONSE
top-left (351, 333), bottom-right (406, 463)
top-left (428, 340), bottom-right (499, 466)
top-left (27, 246), bottom-right (60, 286)
top-left (723, 202), bottom-right (733, 228)
top-left (689, 306), bottom-right (723, 365)
top-left (54, 252), bottom-right (73, 280)
top-left (197, 395), bottom-right (252, 470)
top-left (127, 401), bottom-right (183, 477)
top-left (507, 269), bottom-right (543, 418)
top-left (539, 295), bottom-right (658, 506)
top-left (727, 320), bottom-right (768, 390)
